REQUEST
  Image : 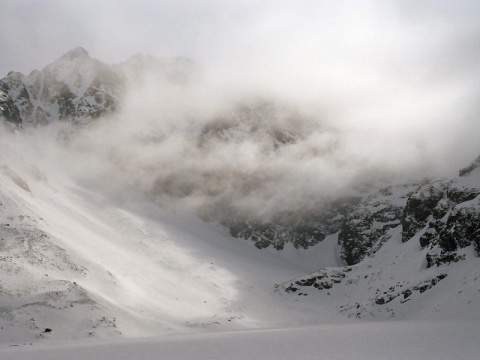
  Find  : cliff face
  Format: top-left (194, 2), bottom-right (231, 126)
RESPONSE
top-left (274, 157), bottom-right (480, 319)
top-left (0, 90), bottom-right (22, 127)
top-left (226, 157), bottom-right (480, 267)
top-left (0, 48), bottom-right (121, 126)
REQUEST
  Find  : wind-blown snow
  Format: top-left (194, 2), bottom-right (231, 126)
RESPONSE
top-left (0, 125), bottom-right (346, 345)
top-left (1, 113), bottom-right (479, 359)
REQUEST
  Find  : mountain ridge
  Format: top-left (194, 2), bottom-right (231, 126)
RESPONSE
top-left (0, 48), bottom-right (197, 127)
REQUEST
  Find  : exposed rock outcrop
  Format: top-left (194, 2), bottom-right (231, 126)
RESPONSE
top-left (0, 90), bottom-right (21, 127)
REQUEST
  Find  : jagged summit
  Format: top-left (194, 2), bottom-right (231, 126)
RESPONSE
top-left (0, 48), bottom-right (198, 127)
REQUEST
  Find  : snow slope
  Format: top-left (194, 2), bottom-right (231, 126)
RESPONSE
top-left (0, 114), bottom-right (479, 357)
top-left (0, 127), bottom-right (348, 347)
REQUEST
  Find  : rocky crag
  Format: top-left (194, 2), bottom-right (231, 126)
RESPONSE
top-left (0, 47), bottom-right (196, 127)
top-left (275, 157), bottom-right (480, 318)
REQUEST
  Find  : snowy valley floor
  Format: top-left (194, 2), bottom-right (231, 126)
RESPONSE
top-left (1, 320), bottom-right (479, 360)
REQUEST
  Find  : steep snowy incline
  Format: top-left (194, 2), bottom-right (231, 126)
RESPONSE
top-left (0, 130), bottom-right (344, 346)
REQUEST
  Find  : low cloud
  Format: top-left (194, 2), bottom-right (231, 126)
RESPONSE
top-left (1, 1), bottom-right (479, 220)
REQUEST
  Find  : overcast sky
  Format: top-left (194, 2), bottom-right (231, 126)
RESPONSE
top-left (2, 1), bottom-right (480, 170)
top-left (1, 0), bottom-right (479, 76)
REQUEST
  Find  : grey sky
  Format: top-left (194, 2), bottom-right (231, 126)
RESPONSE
top-left (1, 0), bottom-right (282, 76)
top-left (1, 0), bottom-right (480, 174)
top-left (1, 1), bottom-right (479, 76)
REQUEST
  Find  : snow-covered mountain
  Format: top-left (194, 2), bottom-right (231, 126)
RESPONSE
top-left (0, 48), bottom-right (479, 352)
top-left (0, 47), bottom-right (197, 127)
top-left (276, 158), bottom-right (480, 319)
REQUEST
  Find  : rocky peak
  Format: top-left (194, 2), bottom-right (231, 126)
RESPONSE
top-left (459, 155), bottom-right (480, 177)
top-left (0, 47), bottom-right (125, 126)
top-left (0, 47), bottom-right (200, 127)
top-left (0, 90), bottom-right (22, 127)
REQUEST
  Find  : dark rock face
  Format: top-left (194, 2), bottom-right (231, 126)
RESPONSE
top-left (229, 181), bottom-right (417, 267)
top-left (337, 184), bottom-right (413, 265)
top-left (0, 90), bottom-right (22, 126)
top-left (228, 214), bottom-right (328, 251)
top-left (338, 209), bottom-right (376, 266)
top-left (447, 186), bottom-right (479, 203)
top-left (374, 274), bottom-right (448, 305)
top-left (440, 207), bottom-right (480, 250)
top-left (401, 171), bottom-right (480, 266)
top-left (336, 163), bottom-right (480, 266)
top-left (421, 205), bottom-right (480, 261)
top-left (233, 156), bottom-right (480, 267)
top-left (459, 155), bottom-right (480, 177)
top-left (221, 162), bottom-right (480, 267)
top-left (281, 267), bottom-right (350, 294)
top-left (205, 197), bottom-right (359, 250)
top-left (426, 252), bottom-right (465, 268)
top-left (401, 182), bottom-right (447, 243)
